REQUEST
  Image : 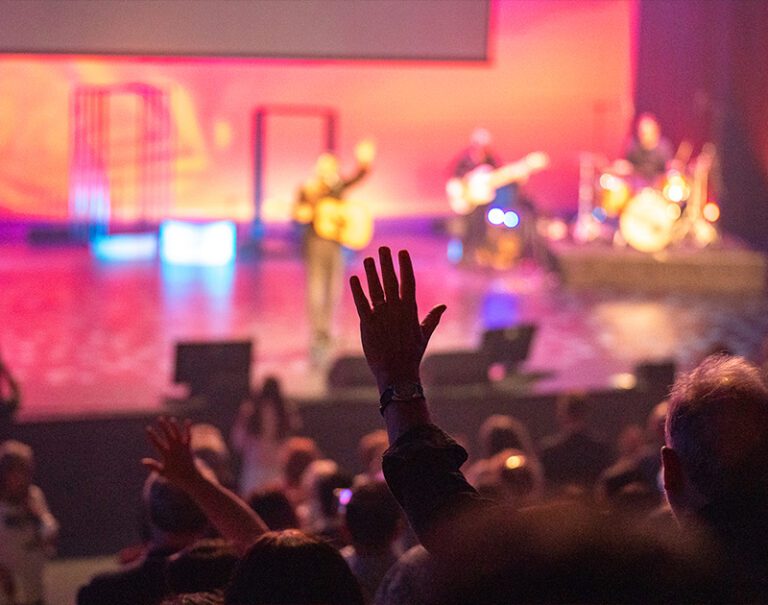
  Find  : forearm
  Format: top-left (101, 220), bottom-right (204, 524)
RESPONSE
top-left (382, 422), bottom-right (490, 555)
top-left (182, 474), bottom-right (268, 555)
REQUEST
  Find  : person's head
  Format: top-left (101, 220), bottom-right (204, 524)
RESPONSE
top-left (314, 152), bottom-right (340, 182)
top-left (247, 488), bottom-right (298, 531)
top-left (0, 440), bottom-right (33, 503)
top-left (636, 112), bottom-right (661, 150)
top-left (301, 460), bottom-right (352, 519)
top-left (470, 127), bottom-right (492, 150)
top-left (556, 392), bottom-right (591, 430)
top-left (475, 449), bottom-right (542, 508)
top-left (357, 429), bottom-right (388, 479)
top-left (279, 437), bottom-right (320, 489)
top-left (224, 530), bottom-right (364, 605)
top-left (344, 481), bottom-right (401, 553)
top-left (478, 415), bottom-right (534, 459)
top-left (166, 538), bottom-right (239, 595)
top-left (190, 424), bottom-right (234, 488)
top-left (143, 473), bottom-right (209, 547)
top-left (246, 376), bottom-right (291, 439)
top-left (662, 355), bottom-right (768, 521)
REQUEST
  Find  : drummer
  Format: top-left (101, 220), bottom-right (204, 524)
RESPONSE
top-left (617, 112), bottom-right (674, 183)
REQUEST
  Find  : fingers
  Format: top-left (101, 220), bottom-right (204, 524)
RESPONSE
top-left (379, 247), bottom-right (400, 302)
top-left (146, 425), bottom-right (167, 452)
top-left (350, 276), bottom-right (372, 319)
top-left (421, 304), bottom-right (447, 342)
top-left (364, 257), bottom-right (385, 306)
top-left (398, 250), bottom-right (416, 303)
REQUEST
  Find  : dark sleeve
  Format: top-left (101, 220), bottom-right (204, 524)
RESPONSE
top-left (340, 165), bottom-right (369, 192)
top-left (382, 424), bottom-right (494, 554)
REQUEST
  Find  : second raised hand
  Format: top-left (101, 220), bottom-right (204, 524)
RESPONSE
top-left (349, 247), bottom-right (446, 393)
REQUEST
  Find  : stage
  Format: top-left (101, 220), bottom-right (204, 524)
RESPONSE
top-left (2, 221), bottom-right (767, 422)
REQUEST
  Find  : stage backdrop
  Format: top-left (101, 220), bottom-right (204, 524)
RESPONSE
top-left (0, 0), bottom-right (634, 224)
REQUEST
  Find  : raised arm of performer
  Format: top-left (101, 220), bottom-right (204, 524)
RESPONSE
top-left (142, 416), bottom-right (268, 555)
top-left (349, 247), bottom-right (492, 554)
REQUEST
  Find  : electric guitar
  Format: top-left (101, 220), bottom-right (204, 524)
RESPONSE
top-left (446, 151), bottom-right (550, 215)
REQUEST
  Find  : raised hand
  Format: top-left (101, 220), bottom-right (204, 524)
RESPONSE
top-left (142, 416), bottom-right (203, 492)
top-left (349, 247), bottom-right (446, 393)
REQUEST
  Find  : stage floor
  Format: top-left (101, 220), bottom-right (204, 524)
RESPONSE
top-left (2, 226), bottom-right (768, 421)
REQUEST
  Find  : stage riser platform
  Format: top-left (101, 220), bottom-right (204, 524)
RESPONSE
top-left (554, 243), bottom-right (767, 294)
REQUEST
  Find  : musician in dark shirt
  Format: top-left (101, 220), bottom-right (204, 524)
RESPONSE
top-left (624, 113), bottom-right (673, 182)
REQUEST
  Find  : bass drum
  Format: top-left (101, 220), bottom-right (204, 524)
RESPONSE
top-left (619, 188), bottom-right (678, 253)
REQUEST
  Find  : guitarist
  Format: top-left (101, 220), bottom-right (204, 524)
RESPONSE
top-left (449, 128), bottom-right (502, 261)
top-left (294, 141), bottom-right (375, 364)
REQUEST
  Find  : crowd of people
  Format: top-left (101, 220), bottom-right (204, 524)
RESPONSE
top-left (2, 246), bottom-right (768, 604)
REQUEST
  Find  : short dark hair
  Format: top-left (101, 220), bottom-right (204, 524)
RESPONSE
top-left (247, 488), bottom-right (298, 531)
top-left (224, 530), bottom-right (364, 605)
top-left (144, 473), bottom-right (208, 535)
top-left (557, 392), bottom-right (591, 422)
top-left (344, 481), bottom-right (401, 550)
top-left (666, 355), bottom-right (768, 503)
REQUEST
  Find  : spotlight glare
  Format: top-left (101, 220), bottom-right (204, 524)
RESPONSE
top-left (503, 211), bottom-right (520, 228)
top-left (488, 208), bottom-right (505, 225)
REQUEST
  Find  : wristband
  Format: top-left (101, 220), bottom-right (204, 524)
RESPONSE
top-left (379, 382), bottom-right (425, 416)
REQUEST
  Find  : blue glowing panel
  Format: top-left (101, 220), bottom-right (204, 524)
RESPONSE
top-left (91, 233), bottom-right (157, 262)
top-left (160, 220), bottom-right (237, 266)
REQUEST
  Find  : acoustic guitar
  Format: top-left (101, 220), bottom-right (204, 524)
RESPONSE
top-left (298, 196), bottom-right (373, 251)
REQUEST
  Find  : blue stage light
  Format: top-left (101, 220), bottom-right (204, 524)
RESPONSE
top-left (160, 220), bottom-right (237, 266)
top-left (487, 208), bottom-right (505, 225)
top-left (91, 233), bottom-right (157, 262)
top-left (447, 238), bottom-right (464, 264)
top-left (503, 210), bottom-right (520, 228)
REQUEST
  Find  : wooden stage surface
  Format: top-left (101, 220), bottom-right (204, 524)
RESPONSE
top-left (1, 225), bottom-right (767, 422)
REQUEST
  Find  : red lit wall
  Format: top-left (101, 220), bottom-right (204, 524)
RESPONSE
top-left (0, 0), bottom-right (634, 223)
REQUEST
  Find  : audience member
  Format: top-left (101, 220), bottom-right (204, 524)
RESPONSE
top-left (355, 430), bottom-right (388, 485)
top-left (348, 247), bottom-right (729, 603)
top-left (190, 423), bottom-right (236, 490)
top-left (246, 488), bottom-right (298, 531)
top-left (373, 545), bottom-right (434, 605)
top-left (473, 448), bottom-right (542, 508)
top-left (165, 538), bottom-right (238, 596)
top-left (277, 436), bottom-right (320, 507)
top-left (78, 472), bottom-right (211, 605)
top-left (538, 392), bottom-right (611, 493)
top-left (341, 481), bottom-right (402, 603)
top-left (231, 377), bottom-right (297, 496)
top-left (297, 459), bottom-right (352, 548)
top-left (224, 530), bottom-right (364, 605)
top-left (0, 440), bottom-right (58, 605)
top-left (662, 354), bottom-right (768, 595)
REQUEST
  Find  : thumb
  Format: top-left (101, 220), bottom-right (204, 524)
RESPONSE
top-left (421, 304), bottom-right (447, 342)
top-left (141, 458), bottom-right (163, 474)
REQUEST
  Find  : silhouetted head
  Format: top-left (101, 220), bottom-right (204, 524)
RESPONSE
top-left (663, 355), bottom-right (768, 519)
top-left (279, 437), bottom-right (320, 489)
top-left (144, 473), bottom-right (208, 540)
top-left (247, 488), bottom-right (298, 531)
top-left (344, 481), bottom-right (401, 552)
top-left (225, 530), bottom-right (364, 605)
top-left (478, 415), bottom-right (534, 458)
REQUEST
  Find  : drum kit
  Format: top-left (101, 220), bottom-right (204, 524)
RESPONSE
top-left (574, 144), bottom-right (719, 253)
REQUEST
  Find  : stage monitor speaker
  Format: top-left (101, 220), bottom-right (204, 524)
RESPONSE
top-left (481, 323), bottom-right (537, 368)
top-left (327, 356), bottom-right (376, 389)
top-left (422, 350), bottom-right (490, 386)
top-left (174, 340), bottom-right (253, 399)
top-left (634, 359), bottom-right (677, 392)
